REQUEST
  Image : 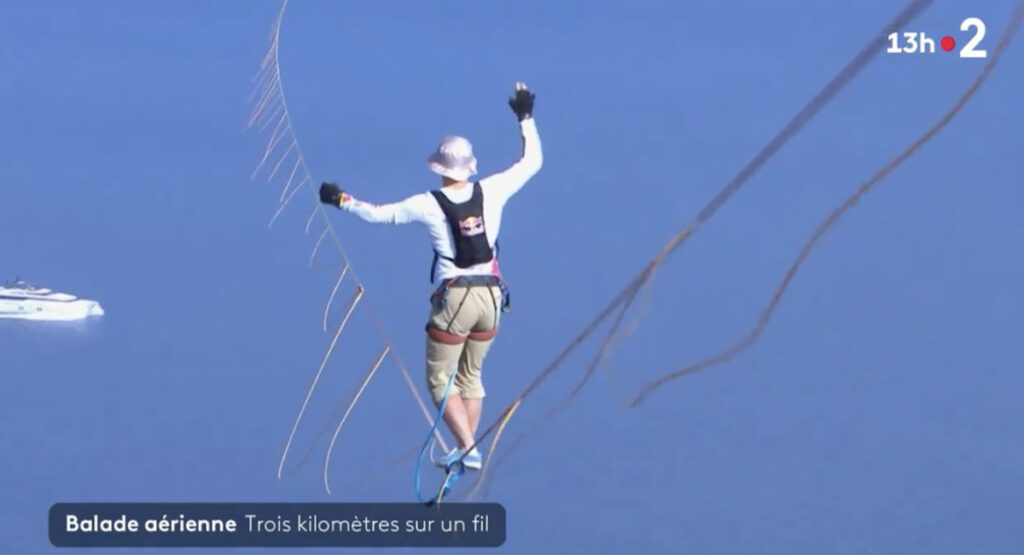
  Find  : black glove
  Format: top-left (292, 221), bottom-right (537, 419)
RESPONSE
top-left (319, 182), bottom-right (345, 207)
top-left (508, 83), bottom-right (535, 121)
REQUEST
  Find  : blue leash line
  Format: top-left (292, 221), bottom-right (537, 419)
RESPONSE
top-left (414, 369), bottom-right (461, 503)
top-left (426, 465), bottom-right (465, 508)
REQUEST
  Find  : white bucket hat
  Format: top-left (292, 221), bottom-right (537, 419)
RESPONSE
top-left (427, 135), bottom-right (478, 181)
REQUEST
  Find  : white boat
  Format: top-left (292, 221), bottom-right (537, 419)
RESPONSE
top-left (0, 277), bottom-right (105, 321)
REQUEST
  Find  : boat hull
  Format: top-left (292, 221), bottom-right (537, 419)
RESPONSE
top-left (0, 298), bottom-right (105, 321)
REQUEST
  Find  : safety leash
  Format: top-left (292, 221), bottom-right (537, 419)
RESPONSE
top-left (413, 369), bottom-right (460, 504)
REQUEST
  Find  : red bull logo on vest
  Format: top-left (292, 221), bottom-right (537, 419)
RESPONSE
top-left (459, 215), bottom-right (485, 237)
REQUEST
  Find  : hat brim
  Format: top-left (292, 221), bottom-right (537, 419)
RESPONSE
top-left (428, 160), bottom-right (476, 181)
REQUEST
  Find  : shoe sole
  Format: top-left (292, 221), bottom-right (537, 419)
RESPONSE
top-left (435, 460), bottom-right (482, 471)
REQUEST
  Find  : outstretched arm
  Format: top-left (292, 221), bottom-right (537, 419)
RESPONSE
top-left (319, 183), bottom-right (428, 225)
top-left (480, 83), bottom-right (543, 203)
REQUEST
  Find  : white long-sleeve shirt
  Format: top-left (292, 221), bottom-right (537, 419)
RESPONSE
top-left (338, 118), bottom-right (542, 281)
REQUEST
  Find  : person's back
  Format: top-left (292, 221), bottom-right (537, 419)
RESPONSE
top-left (318, 83), bottom-right (541, 473)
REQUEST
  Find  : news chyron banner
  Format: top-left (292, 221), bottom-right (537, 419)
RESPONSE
top-left (50, 503), bottom-right (506, 548)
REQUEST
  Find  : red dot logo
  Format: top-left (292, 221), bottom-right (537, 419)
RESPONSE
top-left (940, 36), bottom-right (956, 51)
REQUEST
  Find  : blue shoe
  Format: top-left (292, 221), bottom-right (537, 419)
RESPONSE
top-left (462, 448), bottom-right (482, 471)
top-left (434, 447), bottom-right (462, 471)
top-left (435, 447), bottom-right (482, 471)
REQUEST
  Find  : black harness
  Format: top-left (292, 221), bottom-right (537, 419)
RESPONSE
top-left (429, 182), bottom-right (495, 283)
top-left (428, 182), bottom-right (510, 312)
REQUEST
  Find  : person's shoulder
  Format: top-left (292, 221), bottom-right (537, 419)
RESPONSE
top-left (476, 173), bottom-right (505, 187)
top-left (406, 190), bottom-right (444, 214)
top-left (404, 190), bottom-right (436, 205)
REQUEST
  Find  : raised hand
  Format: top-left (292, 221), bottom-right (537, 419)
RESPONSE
top-left (508, 82), bottom-right (535, 121)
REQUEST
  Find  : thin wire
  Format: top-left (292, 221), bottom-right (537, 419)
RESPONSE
top-left (629, 0), bottom-right (1024, 406)
top-left (324, 346), bottom-right (391, 494)
top-left (248, 0), bottom-right (449, 488)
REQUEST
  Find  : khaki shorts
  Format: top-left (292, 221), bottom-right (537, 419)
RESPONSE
top-left (425, 284), bottom-right (504, 404)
